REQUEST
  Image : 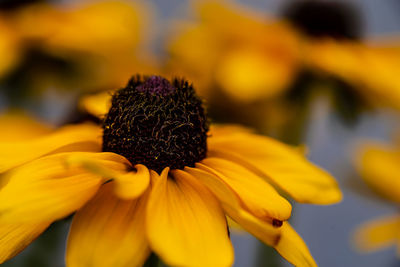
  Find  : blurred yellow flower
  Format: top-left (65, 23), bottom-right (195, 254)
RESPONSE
top-left (354, 142), bottom-right (400, 255)
top-left (168, 0), bottom-right (400, 110)
top-left (168, 1), bottom-right (300, 101)
top-left (0, 0), bottom-right (156, 94)
top-left (0, 76), bottom-right (341, 266)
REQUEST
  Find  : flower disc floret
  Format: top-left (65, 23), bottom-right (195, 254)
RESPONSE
top-left (102, 75), bottom-right (209, 173)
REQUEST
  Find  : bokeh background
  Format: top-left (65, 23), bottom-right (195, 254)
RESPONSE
top-left (1, 0), bottom-right (400, 266)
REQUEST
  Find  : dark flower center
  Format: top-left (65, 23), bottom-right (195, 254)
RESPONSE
top-left (102, 75), bottom-right (209, 173)
top-left (283, 0), bottom-right (362, 40)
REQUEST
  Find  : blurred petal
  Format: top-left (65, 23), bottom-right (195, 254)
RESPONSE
top-left (356, 143), bottom-right (400, 203)
top-left (307, 40), bottom-right (400, 109)
top-left (66, 182), bottom-right (150, 267)
top-left (0, 152), bottom-right (108, 223)
top-left (199, 158), bottom-right (292, 221)
top-left (216, 48), bottom-right (292, 102)
top-left (183, 167), bottom-right (281, 246)
top-left (0, 18), bottom-right (21, 78)
top-left (0, 123), bottom-right (101, 172)
top-left (146, 168), bottom-right (234, 267)
top-left (0, 222), bottom-right (50, 264)
top-left (354, 215), bottom-right (400, 252)
top-left (0, 111), bottom-right (53, 141)
top-left (208, 127), bottom-right (342, 204)
top-left (274, 222), bottom-right (317, 267)
top-left (79, 91), bottom-right (112, 118)
top-left (17, 1), bottom-right (147, 54)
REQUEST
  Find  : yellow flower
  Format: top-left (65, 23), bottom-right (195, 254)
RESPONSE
top-left (354, 142), bottom-right (400, 255)
top-left (0, 76), bottom-right (341, 266)
top-left (0, 0), bottom-right (156, 92)
top-left (167, 1), bottom-right (300, 101)
top-left (168, 1), bottom-right (400, 109)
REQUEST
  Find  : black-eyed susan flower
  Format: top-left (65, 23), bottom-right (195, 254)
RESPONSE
top-left (354, 141), bottom-right (400, 255)
top-left (167, 1), bottom-right (400, 133)
top-left (0, 75), bottom-right (341, 266)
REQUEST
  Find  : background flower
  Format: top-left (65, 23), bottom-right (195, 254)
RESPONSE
top-left (353, 141), bottom-right (400, 255)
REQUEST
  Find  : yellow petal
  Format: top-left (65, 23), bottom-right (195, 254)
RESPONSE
top-left (66, 182), bottom-right (150, 267)
top-left (307, 40), bottom-right (400, 110)
top-left (0, 222), bottom-right (50, 264)
top-left (0, 123), bottom-right (101, 173)
top-left (353, 215), bottom-right (400, 252)
top-left (41, 1), bottom-right (146, 55)
top-left (146, 168), bottom-right (234, 267)
top-left (112, 164), bottom-right (150, 200)
top-left (356, 143), bottom-right (400, 203)
top-left (216, 48), bottom-right (295, 102)
top-left (0, 18), bottom-right (21, 78)
top-left (66, 154), bottom-right (149, 200)
top-left (199, 158), bottom-right (292, 221)
top-left (79, 91), bottom-right (112, 118)
top-left (0, 152), bottom-right (106, 223)
top-left (208, 128), bottom-right (342, 204)
top-left (183, 167), bottom-right (281, 246)
top-left (274, 222), bottom-right (317, 267)
top-left (0, 111), bottom-right (53, 141)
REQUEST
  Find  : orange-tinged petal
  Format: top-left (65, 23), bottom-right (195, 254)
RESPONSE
top-left (0, 152), bottom-right (108, 223)
top-left (275, 222), bottom-right (317, 267)
top-left (0, 123), bottom-right (102, 172)
top-left (199, 158), bottom-right (292, 221)
top-left (208, 129), bottom-right (341, 204)
top-left (79, 91), bottom-right (112, 118)
top-left (356, 144), bottom-right (400, 203)
top-left (0, 111), bottom-right (53, 141)
top-left (0, 18), bottom-right (21, 78)
top-left (66, 182), bottom-right (150, 267)
top-left (146, 168), bottom-right (234, 267)
top-left (66, 154), bottom-right (149, 200)
top-left (183, 167), bottom-right (281, 246)
top-left (0, 222), bottom-right (50, 264)
top-left (354, 215), bottom-right (400, 252)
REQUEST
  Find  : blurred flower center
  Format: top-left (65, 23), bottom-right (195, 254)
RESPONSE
top-left (102, 75), bottom-right (209, 173)
top-left (283, 0), bottom-right (362, 40)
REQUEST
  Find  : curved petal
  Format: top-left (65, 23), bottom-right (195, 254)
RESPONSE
top-left (0, 111), bottom-right (53, 141)
top-left (146, 168), bottom-right (234, 267)
top-left (198, 158), bottom-right (292, 221)
top-left (66, 182), bottom-right (150, 267)
top-left (79, 91), bottom-right (112, 118)
top-left (183, 167), bottom-right (281, 246)
top-left (208, 128), bottom-right (341, 204)
top-left (0, 152), bottom-right (115, 223)
top-left (0, 123), bottom-right (102, 173)
top-left (353, 215), bottom-right (400, 252)
top-left (66, 154), bottom-right (149, 200)
top-left (0, 222), bottom-right (50, 264)
top-left (274, 222), bottom-right (317, 267)
top-left (112, 164), bottom-right (150, 200)
top-left (356, 144), bottom-right (400, 203)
